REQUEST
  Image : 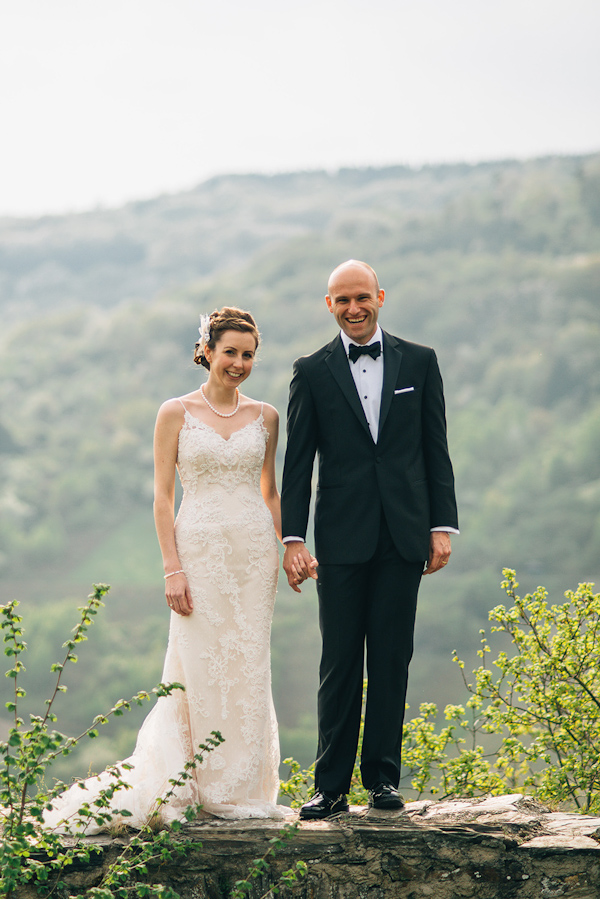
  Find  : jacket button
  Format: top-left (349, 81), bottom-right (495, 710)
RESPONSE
top-left (376, 456), bottom-right (381, 464)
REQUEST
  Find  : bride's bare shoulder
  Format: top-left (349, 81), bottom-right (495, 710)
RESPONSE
top-left (261, 402), bottom-right (279, 426)
top-left (156, 396), bottom-right (187, 422)
top-left (242, 395), bottom-right (278, 423)
top-left (160, 388), bottom-right (203, 412)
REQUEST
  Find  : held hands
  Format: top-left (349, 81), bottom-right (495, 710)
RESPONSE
top-left (283, 541), bottom-right (319, 593)
top-left (423, 531), bottom-right (452, 575)
top-left (165, 571), bottom-right (194, 616)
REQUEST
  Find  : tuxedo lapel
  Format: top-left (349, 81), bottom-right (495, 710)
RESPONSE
top-left (324, 336), bottom-right (371, 438)
top-left (378, 331), bottom-right (403, 439)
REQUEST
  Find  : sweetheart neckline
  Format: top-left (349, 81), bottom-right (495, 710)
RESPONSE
top-left (181, 409), bottom-right (265, 442)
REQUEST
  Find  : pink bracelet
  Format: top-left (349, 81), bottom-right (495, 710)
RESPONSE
top-left (164, 569), bottom-right (185, 579)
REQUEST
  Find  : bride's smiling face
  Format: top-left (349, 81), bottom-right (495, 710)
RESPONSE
top-left (205, 330), bottom-right (257, 388)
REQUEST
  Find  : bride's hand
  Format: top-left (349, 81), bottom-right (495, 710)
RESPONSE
top-left (283, 542), bottom-right (318, 592)
top-left (165, 573), bottom-right (194, 616)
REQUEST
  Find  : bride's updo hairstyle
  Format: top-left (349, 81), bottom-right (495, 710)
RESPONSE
top-left (194, 307), bottom-right (260, 371)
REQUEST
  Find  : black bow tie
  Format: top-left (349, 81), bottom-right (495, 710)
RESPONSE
top-left (348, 341), bottom-right (381, 363)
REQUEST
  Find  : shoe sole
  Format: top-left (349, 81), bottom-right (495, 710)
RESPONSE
top-left (299, 806), bottom-right (349, 820)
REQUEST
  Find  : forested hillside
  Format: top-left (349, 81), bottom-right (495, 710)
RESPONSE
top-left (1, 153), bottom-right (599, 777)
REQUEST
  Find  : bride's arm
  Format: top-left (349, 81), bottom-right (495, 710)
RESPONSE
top-left (153, 400), bottom-right (193, 616)
top-left (260, 404), bottom-right (282, 543)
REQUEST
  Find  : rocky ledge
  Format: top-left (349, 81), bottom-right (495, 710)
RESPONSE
top-left (27, 794), bottom-right (600, 898)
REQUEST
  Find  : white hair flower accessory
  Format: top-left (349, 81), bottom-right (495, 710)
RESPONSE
top-left (197, 314), bottom-right (211, 353)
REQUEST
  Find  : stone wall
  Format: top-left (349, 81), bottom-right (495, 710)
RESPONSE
top-left (26, 795), bottom-right (600, 898)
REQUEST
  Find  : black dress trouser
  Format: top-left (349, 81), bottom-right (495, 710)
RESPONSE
top-left (314, 513), bottom-right (423, 795)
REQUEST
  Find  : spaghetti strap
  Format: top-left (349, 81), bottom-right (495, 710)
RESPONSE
top-left (177, 398), bottom-right (189, 414)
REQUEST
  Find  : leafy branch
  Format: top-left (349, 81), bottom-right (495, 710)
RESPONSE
top-left (0, 587), bottom-right (224, 899)
top-left (230, 823), bottom-right (307, 899)
top-left (403, 570), bottom-right (600, 810)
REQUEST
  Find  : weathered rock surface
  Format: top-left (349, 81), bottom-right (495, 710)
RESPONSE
top-left (24, 795), bottom-right (600, 898)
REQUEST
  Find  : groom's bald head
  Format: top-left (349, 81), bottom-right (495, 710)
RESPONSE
top-left (327, 260), bottom-right (380, 296)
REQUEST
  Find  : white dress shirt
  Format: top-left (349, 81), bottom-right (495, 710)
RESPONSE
top-left (340, 325), bottom-right (384, 442)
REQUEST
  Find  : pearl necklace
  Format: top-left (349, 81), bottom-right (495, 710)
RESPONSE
top-left (201, 383), bottom-right (240, 418)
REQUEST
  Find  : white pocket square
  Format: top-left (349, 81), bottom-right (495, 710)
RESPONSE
top-left (394, 387), bottom-right (415, 395)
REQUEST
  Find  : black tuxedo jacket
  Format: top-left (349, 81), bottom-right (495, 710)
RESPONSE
top-left (281, 329), bottom-right (458, 565)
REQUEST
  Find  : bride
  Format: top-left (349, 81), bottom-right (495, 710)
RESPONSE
top-left (45, 307), bottom-right (292, 831)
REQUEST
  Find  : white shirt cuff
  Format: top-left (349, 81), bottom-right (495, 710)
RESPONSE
top-left (430, 527), bottom-right (460, 534)
top-left (283, 536), bottom-right (305, 544)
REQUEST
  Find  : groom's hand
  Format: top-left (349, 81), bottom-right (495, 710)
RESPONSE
top-left (283, 541), bottom-right (318, 593)
top-left (423, 531), bottom-right (452, 575)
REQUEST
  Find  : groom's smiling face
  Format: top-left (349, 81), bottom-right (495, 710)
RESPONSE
top-left (326, 263), bottom-right (385, 345)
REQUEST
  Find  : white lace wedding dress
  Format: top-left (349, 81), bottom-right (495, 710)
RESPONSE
top-left (45, 403), bottom-right (288, 832)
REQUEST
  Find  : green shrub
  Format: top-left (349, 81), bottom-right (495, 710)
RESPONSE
top-left (402, 570), bottom-right (600, 811)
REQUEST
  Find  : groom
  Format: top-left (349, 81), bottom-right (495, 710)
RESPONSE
top-left (281, 260), bottom-right (458, 818)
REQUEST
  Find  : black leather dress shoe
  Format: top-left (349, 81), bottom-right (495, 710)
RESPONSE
top-left (368, 783), bottom-right (405, 810)
top-left (299, 791), bottom-right (349, 820)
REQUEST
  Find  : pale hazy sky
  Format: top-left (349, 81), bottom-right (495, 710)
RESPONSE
top-left (2, 0), bottom-right (599, 217)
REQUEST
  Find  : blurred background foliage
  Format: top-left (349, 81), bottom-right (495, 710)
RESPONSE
top-left (0, 152), bottom-right (599, 781)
